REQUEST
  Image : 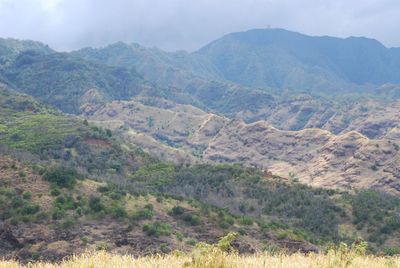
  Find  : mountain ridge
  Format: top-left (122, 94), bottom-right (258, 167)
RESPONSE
top-left (196, 28), bottom-right (400, 89)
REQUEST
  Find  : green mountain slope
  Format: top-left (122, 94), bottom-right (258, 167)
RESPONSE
top-left (0, 83), bottom-right (157, 179)
top-left (1, 50), bottom-right (153, 114)
top-left (0, 38), bottom-right (53, 62)
top-left (73, 42), bottom-right (277, 116)
top-left (196, 28), bottom-right (400, 90)
top-left (74, 42), bottom-right (222, 86)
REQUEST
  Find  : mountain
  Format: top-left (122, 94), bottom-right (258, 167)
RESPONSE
top-left (81, 96), bottom-right (400, 195)
top-left (196, 28), bottom-right (400, 90)
top-left (74, 42), bottom-right (222, 87)
top-left (72, 30), bottom-right (400, 125)
top-left (0, 50), bottom-right (156, 114)
top-left (0, 38), bottom-right (53, 60)
top-left (1, 32), bottom-right (400, 261)
top-left (73, 42), bottom-right (276, 116)
top-left (0, 83), bottom-right (370, 261)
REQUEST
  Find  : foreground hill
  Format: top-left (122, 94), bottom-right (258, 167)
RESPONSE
top-left (2, 84), bottom-right (400, 261)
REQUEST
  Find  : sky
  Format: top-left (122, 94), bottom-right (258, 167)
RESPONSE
top-left (0, 0), bottom-right (399, 52)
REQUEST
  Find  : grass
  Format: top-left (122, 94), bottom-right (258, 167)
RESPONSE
top-left (1, 251), bottom-right (400, 268)
top-left (2, 233), bottom-right (399, 267)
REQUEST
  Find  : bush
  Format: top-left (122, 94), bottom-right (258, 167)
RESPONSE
top-left (189, 215), bottom-right (201, 226)
top-left (95, 243), bottom-right (109, 251)
top-left (51, 208), bottom-right (66, 220)
top-left (21, 204), bottom-right (40, 215)
top-left (61, 218), bottom-right (76, 229)
top-left (35, 211), bottom-right (49, 221)
top-left (50, 187), bottom-right (61, 196)
top-left (22, 191), bottom-right (32, 200)
top-left (43, 166), bottom-right (78, 188)
top-left (89, 196), bottom-right (105, 213)
top-left (81, 236), bottom-right (89, 246)
top-left (131, 205), bottom-right (154, 221)
top-left (143, 221), bottom-right (172, 237)
top-left (239, 216), bottom-right (254, 226)
top-left (171, 206), bottom-right (185, 216)
top-left (111, 206), bottom-right (127, 219)
top-left (97, 185), bottom-right (110, 193)
top-left (383, 247), bottom-right (400, 256)
top-left (11, 197), bottom-right (23, 208)
top-left (182, 213), bottom-right (201, 226)
top-left (186, 238), bottom-right (197, 246)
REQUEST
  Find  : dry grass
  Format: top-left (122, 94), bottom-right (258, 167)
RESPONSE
top-left (1, 251), bottom-right (400, 268)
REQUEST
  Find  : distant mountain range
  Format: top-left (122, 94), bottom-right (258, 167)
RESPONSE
top-left (75, 28), bottom-right (400, 92)
top-left (197, 29), bottom-right (400, 89)
top-left (0, 29), bottom-right (399, 120)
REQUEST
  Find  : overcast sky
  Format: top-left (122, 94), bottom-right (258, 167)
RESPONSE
top-left (0, 0), bottom-right (399, 52)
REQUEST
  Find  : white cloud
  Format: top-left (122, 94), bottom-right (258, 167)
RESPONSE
top-left (0, 0), bottom-right (399, 51)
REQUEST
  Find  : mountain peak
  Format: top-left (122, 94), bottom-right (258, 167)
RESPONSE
top-left (196, 28), bottom-right (400, 87)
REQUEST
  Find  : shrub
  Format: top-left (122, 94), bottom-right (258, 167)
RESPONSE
top-left (182, 213), bottom-right (201, 226)
top-left (75, 207), bottom-right (82, 216)
top-left (239, 216), bottom-right (254, 226)
top-left (22, 191), bottom-right (32, 200)
top-left (96, 242), bottom-right (109, 251)
top-left (21, 204), bottom-right (40, 215)
top-left (131, 205), bottom-right (154, 221)
top-left (11, 197), bottom-right (23, 208)
top-left (81, 236), bottom-right (89, 246)
top-left (238, 228), bottom-right (247, 235)
top-left (189, 215), bottom-right (201, 226)
top-left (51, 208), bottom-right (66, 220)
top-left (61, 218), bottom-right (76, 229)
top-left (35, 211), bottom-right (49, 221)
top-left (89, 196), bottom-right (105, 213)
top-left (111, 206), bottom-right (127, 219)
top-left (218, 221), bottom-right (230, 229)
top-left (43, 166), bottom-right (78, 188)
top-left (50, 187), bottom-right (61, 196)
top-left (186, 238), bottom-right (197, 246)
top-left (97, 185), bottom-right (109, 193)
top-left (383, 247), bottom-right (400, 256)
top-left (143, 221), bottom-right (172, 237)
top-left (171, 206), bottom-right (185, 216)
top-left (176, 231), bottom-right (184, 241)
top-left (144, 204), bottom-right (154, 211)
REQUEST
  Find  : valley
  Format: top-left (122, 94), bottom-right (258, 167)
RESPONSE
top-left (1, 28), bottom-right (400, 263)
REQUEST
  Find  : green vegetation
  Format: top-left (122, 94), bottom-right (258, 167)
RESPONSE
top-left (43, 166), bottom-right (79, 188)
top-left (0, 187), bottom-right (42, 224)
top-left (130, 164), bottom-right (341, 242)
top-left (143, 221), bottom-right (172, 237)
top-left (352, 190), bottom-right (400, 245)
top-left (2, 36), bottom-right (400, 263)
top-left (0, 86), bottom-right (157, 182)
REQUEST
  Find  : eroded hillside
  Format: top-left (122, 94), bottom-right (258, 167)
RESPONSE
top-left (204, 121), bottom-right (400, 194)
top-left (81, 97), bottom-right (400, 195)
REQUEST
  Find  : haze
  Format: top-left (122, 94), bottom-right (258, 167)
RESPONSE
top-left (0, 0), bottom-right (399, 51)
